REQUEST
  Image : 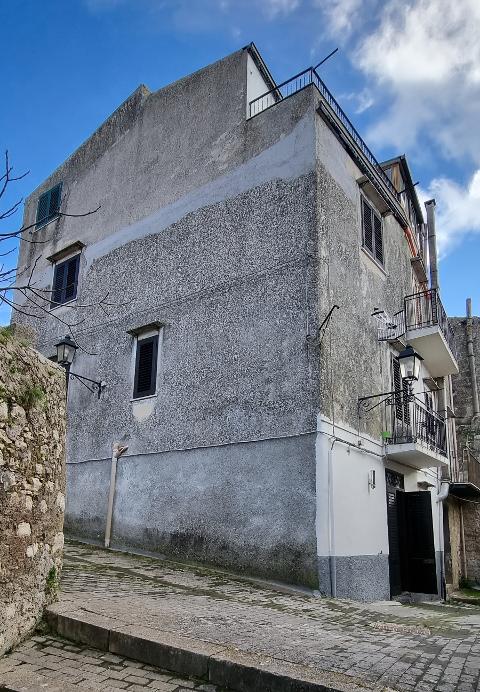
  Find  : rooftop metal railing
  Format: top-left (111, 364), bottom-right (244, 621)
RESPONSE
top-left (404, 289), bottom-right (456, 357)
top-left (248, 66), bottom-right (399, 201)
top-left (385, 394), bottom-right (447, 458)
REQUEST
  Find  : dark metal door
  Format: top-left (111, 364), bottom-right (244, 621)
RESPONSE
top-left (386, 488), bottom-right (402, 596)
top-left (402, 491), bottom-right (437, 594)
top-left (385, 470), bottom-right (405, 597)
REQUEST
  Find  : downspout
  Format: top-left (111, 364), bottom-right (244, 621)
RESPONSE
top-left (328, 437), bottom-right (337, 598)
top-left (460, 504), bottom-right (468, 582)
top-left (425, 199), bottom-right (439, 291)
top-left (104, 442), bottom-right (128, 548)
top-left (466, 298), bottom-right (480, 421)
top-left (436, 479), bottom-right (449, 600)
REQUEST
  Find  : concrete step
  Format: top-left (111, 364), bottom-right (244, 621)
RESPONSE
top-left (45, 603), bottom-right (367, 692)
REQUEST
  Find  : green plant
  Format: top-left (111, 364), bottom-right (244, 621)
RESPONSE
top-left (45, 566), bottom-right (60, 598)
top-left (0, 325), bottom-right (14, 344)
top-left (17, 384), bottom-right (46, 411)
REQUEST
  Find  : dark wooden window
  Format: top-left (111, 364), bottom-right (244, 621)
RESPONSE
top-left (51, 254), bottom-right (80, 307)
top-left (36, 183), bottom-right (62, 229)
top-left (133, 335), bottom-right (159, 399)
top-left (361, 197), bottom-right (384, 266)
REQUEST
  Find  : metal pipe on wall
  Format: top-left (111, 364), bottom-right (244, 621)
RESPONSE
top-left (425, 199), bottom-right (439, 292)
top-left (104, 442), bottom-right (128, 548)
top-left (466, 298), bottom-right (480, 421)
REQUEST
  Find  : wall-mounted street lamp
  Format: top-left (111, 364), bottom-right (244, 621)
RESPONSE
top-left (55, 335), bottom-right (106, 398)
top-left (397, 344), bottom-right (423, 383)
top-left (358, 345), bottom-right (423, 416)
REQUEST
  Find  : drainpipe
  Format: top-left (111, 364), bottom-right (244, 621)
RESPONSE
top-left (460, 504), bottom-right (468, 581)
top-left (425, 199), bottom-right (439, 292)
top-left (436, 480), bottom-right (450, 503)
top-left (328, 438), bottom-right (337, 598)
top-left (466, 298), bottom-right (480, 422)
top-left (104, 442), bottom-right (128, 548)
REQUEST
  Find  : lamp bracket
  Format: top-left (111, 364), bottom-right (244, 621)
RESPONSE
top-left (358, 386), bottom-right (414, 416)
top-left (68, 371), bottom-right (106, 399)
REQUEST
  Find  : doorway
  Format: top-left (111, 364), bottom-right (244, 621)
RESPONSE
top-left (386, 469), bottom-right (437, 597)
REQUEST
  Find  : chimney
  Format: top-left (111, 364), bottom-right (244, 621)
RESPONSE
top-left (425, 199), bottom-right (439, 291)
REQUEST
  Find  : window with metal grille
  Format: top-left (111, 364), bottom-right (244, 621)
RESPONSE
top-left (51, 254), bottom-right (80, 307)
top-left (133, 334), bottom-right (159, 399)
top-left (361, 197), bottom-right (384, 266)
top-left (36, 183), bottom-right (62, 229)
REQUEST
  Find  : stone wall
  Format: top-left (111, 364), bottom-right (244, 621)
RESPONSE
top-left (0, 327), bottom-right (66, 656)
top-left (451, 313), bottom-right (480, 585)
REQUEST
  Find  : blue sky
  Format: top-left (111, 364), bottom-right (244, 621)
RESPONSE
top-left (1, 0), bottom-right (479, 324)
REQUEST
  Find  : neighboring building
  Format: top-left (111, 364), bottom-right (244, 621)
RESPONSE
top-left (446, 301), bottom-right (480, 589)
top-left (12, 44), bottom-right (459, 601)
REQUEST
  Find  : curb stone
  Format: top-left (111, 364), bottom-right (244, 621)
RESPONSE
top-left (45, 606), bottom-right (374, 692)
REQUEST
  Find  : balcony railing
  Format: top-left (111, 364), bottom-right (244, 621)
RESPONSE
top-left (404, 289), bottom-right (456, 356)
top-left (248, 66), bottom-right (399, 202)
top-left (377, 309), bottom-right (406, 342)
top-left (455, 448), bottom-right (480, 487)
top-left (385, 395), bottom-right (447, 458)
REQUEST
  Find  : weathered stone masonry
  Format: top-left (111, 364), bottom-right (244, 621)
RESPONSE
top-left (0, 328), bottom-right (66, 655)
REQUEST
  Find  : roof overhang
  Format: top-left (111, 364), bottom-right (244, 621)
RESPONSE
top-left (245, 42), bottom-right (278, 94)
top-left (449, 482), bottom-right (480, 500)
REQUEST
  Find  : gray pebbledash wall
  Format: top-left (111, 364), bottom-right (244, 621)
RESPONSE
top-left (12, 45), bottom-right (425, 596)
top-left (0, 328), bottom-right (66, 656)
top-left (14, 49), bottom-right (322, 587)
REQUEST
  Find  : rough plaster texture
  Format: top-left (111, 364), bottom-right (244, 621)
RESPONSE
top-left (68, 434), bottom-right (318, 586)
top-left (0, 329), bottom-right (66, 655)
top-left (13, 64), bottom-right (320, 587)
top-left (317, 554), bottom-right (390, 601)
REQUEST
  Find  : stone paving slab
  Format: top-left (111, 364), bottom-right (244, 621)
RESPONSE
top-left (44, 542), bottom-right (480, 691)
top-left (0, 634), bottom-right (225, 691)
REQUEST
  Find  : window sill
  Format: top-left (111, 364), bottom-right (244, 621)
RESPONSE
top-left (130, 394), bottom-right (158, 402)
top-left (49, 299), bottom-right (77, 312)
top-left (361, 247), bottom-right (388, 277)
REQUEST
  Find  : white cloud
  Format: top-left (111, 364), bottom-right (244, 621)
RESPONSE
top-left (341, 88), bottom-right (374, 114)
top-left (314, 0), bottom-right (365, 39)
top-left (354, 0), bottom-right (480, 164)
top-left (418, 170), bottom-right (480, 257)
top-left (263, 0), bottom-right (300, 18)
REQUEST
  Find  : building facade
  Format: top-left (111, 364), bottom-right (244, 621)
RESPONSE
top-left (13, 44), bottom-right (459, 600)
top-left (446, 302), bottom-right (480, 589)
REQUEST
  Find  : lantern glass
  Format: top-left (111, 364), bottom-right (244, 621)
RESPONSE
top-left (55, 335), bottom-right (77, 366)
top-left (398, 345), bottom-right (423, 382)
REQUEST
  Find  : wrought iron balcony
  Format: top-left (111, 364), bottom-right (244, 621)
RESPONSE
top-left (384, 394), bottom-right (448, 469)
top-left (248, 66), bottom-right (408, 227)
top-left (377, 290), bottom-right (458, 377)
top-left (404, 289), bottom-right (455, 353)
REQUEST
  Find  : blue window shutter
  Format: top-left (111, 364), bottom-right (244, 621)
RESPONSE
top-left (51, 254), bottom-right (80, 307)
top-left (36, 191), bottom-right (50, 228)
top-left (35, 183), bottom-right (62, 230)
top-left (64, 255), bottom-right (79, 301)
top-left (49, 183), bottom-right (62, 218)
top-left (133, 335), bottom-right (159, 398)
top-left (51, 262), bottom-right (66, 307)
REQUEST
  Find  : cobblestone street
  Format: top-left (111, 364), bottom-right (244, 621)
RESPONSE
top-left (0, 634), bottom-right (224, 691)
top-left (4, 542), bottom-right (480, 691)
